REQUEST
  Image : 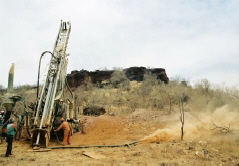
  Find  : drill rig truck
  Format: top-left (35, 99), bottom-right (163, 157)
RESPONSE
top-left (30, 20), bottom-right (80, 148)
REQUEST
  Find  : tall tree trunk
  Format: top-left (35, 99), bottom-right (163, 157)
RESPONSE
top-left (180, 101), bottom-right (184, 140)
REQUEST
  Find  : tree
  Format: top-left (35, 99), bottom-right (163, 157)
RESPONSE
top-left (226, 86), bottom-right (239, 100)
top-left (159, 81), bottom-right (177, 111)
top-left (193, 79), bottom-right (214, 111)
top-left (170, 77), bottom-right (190, 140)
top-left (109, 69), bottom-right (130, 91)
top-left (139, 72), bottom-right (158, 97)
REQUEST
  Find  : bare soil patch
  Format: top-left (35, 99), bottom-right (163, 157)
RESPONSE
top-left (1, 110), bottom-right (239, 165)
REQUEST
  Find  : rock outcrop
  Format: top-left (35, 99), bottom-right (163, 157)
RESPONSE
top-left (124, 67), bottom-right (168, 83)
top-left (83, 106), bottom-right (106, 116)
top-left (66, 66), bottom-right (169, 88)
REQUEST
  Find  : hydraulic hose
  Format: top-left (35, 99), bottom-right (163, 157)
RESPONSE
top-left (36, 51), bottom-right (55, 100)
top-left (54, 131), bottom-right (61, 145)
top-left (49, 141), bottom-right (138, 149)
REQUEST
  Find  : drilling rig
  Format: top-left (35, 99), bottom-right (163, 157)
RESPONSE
top-left (30, 20), bottom-right (80, 148)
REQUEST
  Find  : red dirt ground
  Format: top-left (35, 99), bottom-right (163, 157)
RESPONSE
top-left (0, 111), bottom-right (239, 165)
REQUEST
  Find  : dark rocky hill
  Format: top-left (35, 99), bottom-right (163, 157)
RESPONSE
top-left (66, 66), bottom-right (169, 88)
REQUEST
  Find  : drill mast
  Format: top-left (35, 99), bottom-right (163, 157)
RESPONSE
top-left (31, 21), bottom-right (78, 147)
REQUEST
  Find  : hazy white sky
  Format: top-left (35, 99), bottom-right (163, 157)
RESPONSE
top-left (0, 0), bottom-right (238, 88)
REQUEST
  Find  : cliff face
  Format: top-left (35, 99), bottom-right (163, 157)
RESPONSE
top-left (124, 67), bottom-right (168, 84)
top-left (66, 69), bottom-right (114, 88)
top-left (66, 66), bottom-right (169, 88)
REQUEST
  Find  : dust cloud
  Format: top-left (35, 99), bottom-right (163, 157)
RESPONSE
top-left (139, 128), bottom-right (180, 142)
top-left (140, 105), bottom-right (239, 143)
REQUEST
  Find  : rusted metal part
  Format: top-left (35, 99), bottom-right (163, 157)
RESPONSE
top-left (31, 128), bottom-right (49, 148)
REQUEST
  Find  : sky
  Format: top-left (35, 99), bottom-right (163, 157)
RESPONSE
top-left (0, 0), bottom-right (238, 88)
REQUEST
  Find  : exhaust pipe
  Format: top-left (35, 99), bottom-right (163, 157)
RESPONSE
top-left (7, 63), bottom-right (14, 93)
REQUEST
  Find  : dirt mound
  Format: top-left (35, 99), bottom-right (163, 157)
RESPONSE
top-left (69, 115), bottom-right (130, 145)
top-left (82, 115), bottom-right (126, 133)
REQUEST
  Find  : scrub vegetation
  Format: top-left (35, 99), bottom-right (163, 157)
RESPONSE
top-left (1, 70), bottom-right (239, 164)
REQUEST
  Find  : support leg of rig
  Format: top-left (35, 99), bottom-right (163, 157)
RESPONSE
top-left (33, 132), bottom-right (41, 150)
